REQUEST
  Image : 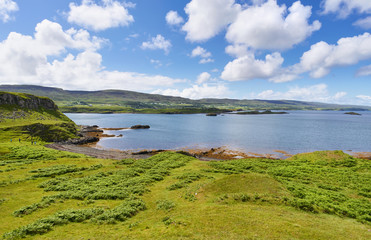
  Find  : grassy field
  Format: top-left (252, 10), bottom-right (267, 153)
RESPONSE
top-left (0, 140), bottom-right (370, 239)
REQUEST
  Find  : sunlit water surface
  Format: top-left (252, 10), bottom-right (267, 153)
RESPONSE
top-left (66, 111), bottom-right (371, 155)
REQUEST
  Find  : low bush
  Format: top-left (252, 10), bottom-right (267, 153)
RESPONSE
top-left (156, 200), bottom-right (175, 211)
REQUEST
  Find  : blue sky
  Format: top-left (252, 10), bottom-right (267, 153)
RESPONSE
top-left (0, 0), bottom-right (371, 105)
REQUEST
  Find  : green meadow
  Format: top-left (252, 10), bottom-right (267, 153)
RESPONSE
top-left (0, 141), bottom-right (370, 239)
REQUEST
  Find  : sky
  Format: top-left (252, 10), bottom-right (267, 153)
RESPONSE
top-left (0, 0), bottom-right (371, 106)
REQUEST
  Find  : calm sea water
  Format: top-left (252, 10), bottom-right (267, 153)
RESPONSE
top-left (66, 111), bottom-right (371, 155)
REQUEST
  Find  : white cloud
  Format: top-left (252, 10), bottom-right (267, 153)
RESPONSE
top-left (141, 34), bottom-right (172, 54)
top-left (182, 0), bottom-right (241, 42)
top-left (0, 19), bottom-right (105, 76)
top-left (353, 16), bottom-right (371, 29)
top-left (322, 0), bottom-right (371, 17)
top-left (166, 10), bottom-right (184, 25)
top-left (191, 46), bottom-right (211, 58)
top-left (153, 83), bottom-right (229, 99)
top-left (356, 64), bottom-right (371, 76)
top-left (67, 0), bottom-right (134, 31)
top-left (357, 95), bottom-right (371, 102)
top-left (199, 58), bottom-right (214, 64)
top-left (0, 20), bottom-right (183, 91)
top-left (221, 52), bottom-right (284, 81)
top-left (191, 46), bottom-right (214, 64)
top-left (196, 72), bottom-right (211, 84)
top-left (225, 44), bottom-right (250, 58)
top-left (226, 0), bottom-right (321, 50)
top-left (255, 84), bottom-right (347, 103)
top-left (297, 33), bottom-right (371, 78)
top-left (37, 51), bottom-right (183, 90)
top-left (0, 0), bottom-right (18, 22)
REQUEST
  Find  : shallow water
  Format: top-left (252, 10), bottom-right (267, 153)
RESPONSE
top-left (66, 111), bottom-right (371, 155)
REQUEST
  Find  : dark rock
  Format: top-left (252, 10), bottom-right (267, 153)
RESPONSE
top-left (65, 137), bottom-right (99, 145)
top-left (130, 125), bottom-right (150, 129)
top-left (206, 113), bottom-right (218, 116)
top-left (344, 112), bottom-right (361, 116)
top-left (132, 149), bottom-right (164, 155)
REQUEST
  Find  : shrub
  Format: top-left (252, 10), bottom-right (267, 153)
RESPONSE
top-left (156, 200), bottom-right (175, 211)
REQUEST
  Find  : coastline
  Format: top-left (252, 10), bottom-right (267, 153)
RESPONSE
top-left (45, 125), bottom-right (371, 161)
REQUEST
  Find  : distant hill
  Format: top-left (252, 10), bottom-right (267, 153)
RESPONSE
top-left (0, 85), bottom-right (370, 113)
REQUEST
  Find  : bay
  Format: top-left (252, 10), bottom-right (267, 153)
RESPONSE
top-left (66, 111), bottom-right (371, 155)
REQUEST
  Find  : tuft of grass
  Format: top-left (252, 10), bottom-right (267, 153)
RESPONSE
top-left (156, 200), bottom-right (176, 211)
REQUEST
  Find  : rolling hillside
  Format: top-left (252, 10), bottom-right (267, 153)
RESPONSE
top-left (0, 85), bottom-right (370, 113)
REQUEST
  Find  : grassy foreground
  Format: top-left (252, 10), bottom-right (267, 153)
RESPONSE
top-left (0, 141), bottom-right (370, 239)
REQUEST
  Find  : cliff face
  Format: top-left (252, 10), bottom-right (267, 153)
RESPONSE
top-left (0, 92), bottom-right (58, 111)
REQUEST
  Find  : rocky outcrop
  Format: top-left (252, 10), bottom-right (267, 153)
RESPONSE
top-left (0, 92), bottom-right (58, 111)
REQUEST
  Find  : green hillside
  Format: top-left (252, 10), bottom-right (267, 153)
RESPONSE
top-left (0, 91), bottom-right (77, 146)
top-left (1, 85), bottom-right (370, 113)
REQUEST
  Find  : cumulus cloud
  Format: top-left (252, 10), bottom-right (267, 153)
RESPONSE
top-left (322, 0), bottom-right (371, 17)
top-left (67, 0), bottom-right (134, 31)
top-left (0, 0), bottom-right (18, 22)
top-left (37, 51), bottom-right (183, 90)
top-left (353, 16), bottom-right (371, 29)
top-left (182, 0), bottom-right (241, 42)
top-left (166, 10), bottom-right (184, 25)
top-left (221, 52), bottom-right (284, 81)
top-left (141, 34), bottom-right (172, 54)
top-left (226, 0), bottom-right (321, 50)
top-left (199, 58), bottom-right (214, 64)
top-left (0, 20), bottom-right (183, 91)
top-left (0, 19), bottom-right (105, 76)
top-left (225, 44), bottom-right (250, 58)
top-left (255, 84), bottom-right (347, 103)
top-left (153, 83), bottom-right (229, 99)
top-left (196, 72), bottom-right (211, 84)
top-left (191, 46), bottom-right (214, 64)
top-left (191, 46), bottom-right (211, 58)
top-left (297, 32), bottom-right (371, 78)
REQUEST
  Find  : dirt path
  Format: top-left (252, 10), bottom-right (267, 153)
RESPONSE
top-left (45, 143), bottom-right (150, 160)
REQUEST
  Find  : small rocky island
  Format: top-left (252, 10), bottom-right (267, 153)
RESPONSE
top-left (234, 110), bottom-right (288, 115)
top-left (344, 112), bottom-right (361, 116)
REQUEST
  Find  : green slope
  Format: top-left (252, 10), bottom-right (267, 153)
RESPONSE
top-left (0, 91), bottom-right (77, 144)
top-left (1, 85), bottom-right (370, 113)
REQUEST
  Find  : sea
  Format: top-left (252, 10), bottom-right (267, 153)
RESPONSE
top-left (66, 111), bottom-right (371, 155)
